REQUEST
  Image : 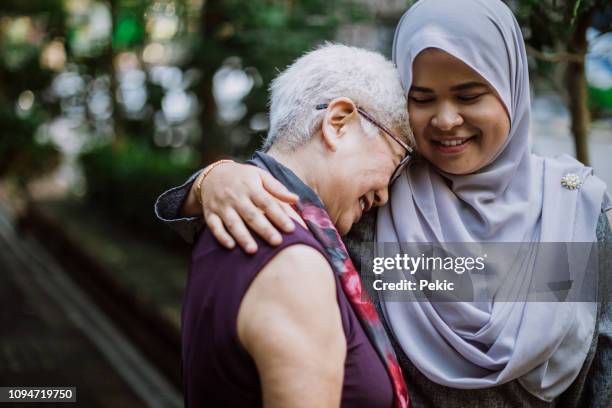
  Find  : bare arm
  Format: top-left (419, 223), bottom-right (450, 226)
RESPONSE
top-left (237, 244), bottom-right (346, 407)
top-left (183, 162), bottom-right (298, 253)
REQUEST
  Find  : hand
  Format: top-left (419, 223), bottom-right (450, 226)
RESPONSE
top-left (198, 162), bottom-right (299, 253)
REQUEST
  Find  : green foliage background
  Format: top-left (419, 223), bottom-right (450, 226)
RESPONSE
top-left (0, 0), bottom-right (609, 230)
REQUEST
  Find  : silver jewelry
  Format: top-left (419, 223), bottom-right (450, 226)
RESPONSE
top-left (561, 173), bottom-right (582, 190)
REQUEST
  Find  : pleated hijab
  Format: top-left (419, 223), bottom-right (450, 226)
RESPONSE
top-left (377, 0), bottom-right (609, 401)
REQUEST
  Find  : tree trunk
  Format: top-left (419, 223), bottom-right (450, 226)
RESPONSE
top-left (565, 56), bottom-right (589, 165)
top-left (565, 11), bottom-right (593, 165)
top-left (197, 0), bottom-right (228, 164)
top-left (108, 0), bottom-right (123, 146)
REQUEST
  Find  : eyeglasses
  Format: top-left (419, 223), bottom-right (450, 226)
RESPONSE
top-left (316, 103), bottom-right (413, 182)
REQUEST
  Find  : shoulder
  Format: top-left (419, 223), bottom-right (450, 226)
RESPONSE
top-left (192, 218), bottom-right (323, 266)
top-left (237, 243), bottom-right (342, 352)
top-left (242, 244), bottom-right (336, 321)
top-left (263, 243), bottom-right (332, 275)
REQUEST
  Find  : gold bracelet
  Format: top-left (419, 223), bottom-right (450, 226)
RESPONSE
top-left (195, 159), bottom-right (235, 205)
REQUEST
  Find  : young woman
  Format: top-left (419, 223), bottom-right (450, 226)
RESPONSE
top-left (156, 0), bottom-right (611, 406)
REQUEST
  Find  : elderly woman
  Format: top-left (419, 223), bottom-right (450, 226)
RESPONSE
top-left (178, 44), bottom-right (411, 407)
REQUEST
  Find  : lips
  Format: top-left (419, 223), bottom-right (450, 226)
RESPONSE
top-left (431, 135), bottom-right (476, 153)
top-left (438, 138), bottom-right (470, 147)
top-left (361, 195), bottom-right (373, 212)
top-left (357, 195), bottom-right (373, 221)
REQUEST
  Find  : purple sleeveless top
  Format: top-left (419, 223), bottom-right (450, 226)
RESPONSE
top-left (181, 221), bottom-right (393, 407)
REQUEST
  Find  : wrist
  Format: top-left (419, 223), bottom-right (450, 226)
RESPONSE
top-left (194, 159), bottom-right (235, 205)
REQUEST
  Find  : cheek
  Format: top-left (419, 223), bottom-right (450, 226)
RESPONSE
top-left (407, 108), bottom-right (429, 146)
top-left (365, 172), bottom-right (388, 192)
top-left (467, 103), bottom-right (510, 153)
top-left (407, 105), bottom-right (426, 128)
top-left (334, 174), bottom-right (356, 204)
top-left (354, 154), bottom-right (393, 193)
top-left (490, 118), bottom-right (510, 150)
top-left (371, 145), bottom-right (399, 182)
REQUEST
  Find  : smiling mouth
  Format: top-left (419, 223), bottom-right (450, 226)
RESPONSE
top-left (358, 195), bottom-right (372, 218)
top-left (433, 136), bottom-right (475, 146)
top-left (430, 135), bottom-right (476, 153)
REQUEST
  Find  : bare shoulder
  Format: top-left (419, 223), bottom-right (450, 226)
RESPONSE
top-left (257, 243), bottom-right (334, 291)
top-left (238, 243), bottom-right (346, 407)
top-left (239, 244), bottom-right (337, 324)
top-left (237, 243), bottom-right (343, 352)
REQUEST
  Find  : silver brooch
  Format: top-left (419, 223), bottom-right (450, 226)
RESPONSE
top-left (561, 173), bottom-right (582, 190)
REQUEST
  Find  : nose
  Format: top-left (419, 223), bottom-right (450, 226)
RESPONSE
top-left (431, 102), bottom-right (463, 131)
top-left (374, 187), bottom-right (389, 207)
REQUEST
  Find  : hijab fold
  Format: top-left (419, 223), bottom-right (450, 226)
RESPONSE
top-left (377, 0), bottom-right (608, 401)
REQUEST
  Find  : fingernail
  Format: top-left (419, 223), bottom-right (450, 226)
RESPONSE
top-left (285, 222), bottom-right (295, 231)
top-left (270, 233), bottom-right (282, 244)
top-left (246, 243), bottom-right (257, 253)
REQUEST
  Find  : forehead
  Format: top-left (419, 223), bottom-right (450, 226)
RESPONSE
top-left (411, 48), bottom-right (488, 88)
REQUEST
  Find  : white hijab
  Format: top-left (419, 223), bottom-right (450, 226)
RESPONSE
top-left (377, 0), bottom-right (609, 401)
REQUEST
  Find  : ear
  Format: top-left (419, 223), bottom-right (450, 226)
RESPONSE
top-left (320, 97), bottom-right (359, 152)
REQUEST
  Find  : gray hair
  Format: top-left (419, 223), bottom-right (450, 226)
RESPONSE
top-left (263, 43), bottom-right (411, 151)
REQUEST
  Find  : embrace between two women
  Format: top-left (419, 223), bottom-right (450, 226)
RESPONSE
top-left (155, 0), bottom-right (612, 407)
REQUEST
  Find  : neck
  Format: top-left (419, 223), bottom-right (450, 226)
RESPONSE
top-left (266, 146), bottom-right (323, 199)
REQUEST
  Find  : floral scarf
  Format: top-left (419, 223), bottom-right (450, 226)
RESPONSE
top-left (249, 151), bottom-right (409, 408)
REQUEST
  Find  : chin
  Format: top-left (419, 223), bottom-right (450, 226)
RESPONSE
top-left (439, 165), bottom-right (474, 175)
top-left (336, 220), bottom-right (353, 236)
top-left (337, 225), bottom-right (350, 236)
top-left (431, 158), bottom-right (478, 175)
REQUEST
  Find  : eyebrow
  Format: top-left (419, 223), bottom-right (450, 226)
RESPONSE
top-left (409, 81), bottom-right (488, 93)
top-left (450, 81), bottom-right (488, 91)
top-left (409, 86), bottom-right (434, 93)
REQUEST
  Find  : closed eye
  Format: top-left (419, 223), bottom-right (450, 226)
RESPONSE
top-left (457, 93), bottom-right (484, 102)
top-left (409, 96), bottom-right (435, 104)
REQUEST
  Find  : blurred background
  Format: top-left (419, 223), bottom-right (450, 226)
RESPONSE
top-left (0, 0), bottom-right (610, 406)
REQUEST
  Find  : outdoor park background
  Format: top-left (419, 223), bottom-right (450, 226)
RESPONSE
top-left (0, 0), bottom-right (610, 406)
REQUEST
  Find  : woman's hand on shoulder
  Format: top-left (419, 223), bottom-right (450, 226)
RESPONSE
top-left (198, 162), bottom-right (299, 253)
